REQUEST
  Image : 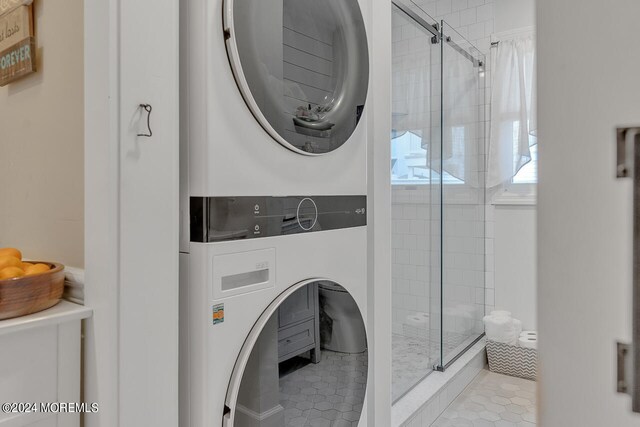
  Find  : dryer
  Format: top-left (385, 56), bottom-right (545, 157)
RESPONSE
top-left (181, 0), bottom-right (370, 203)
top-left (181, 196), bottom-right (368, 427)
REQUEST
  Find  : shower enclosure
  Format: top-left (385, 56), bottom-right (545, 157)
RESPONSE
top-left (391, 1), bottom-right (486, 401)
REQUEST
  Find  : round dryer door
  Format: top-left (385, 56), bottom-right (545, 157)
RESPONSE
top-left (223, 280), bottom-right (368, 426)
top-left (223, 0), bottom-right (369, 155)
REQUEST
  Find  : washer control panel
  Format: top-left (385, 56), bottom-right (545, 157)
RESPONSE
top-left (296, 198), bottom-right (318, 231)
top-left (190, 196), bottom-right (366, 243)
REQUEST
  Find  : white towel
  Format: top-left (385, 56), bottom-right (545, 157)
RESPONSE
top-left (513, 318), bottom-right (523, 338)
top-left (490, 310), bottom-right (512, 318)
top-left (483, 315), bottom-right (517, 345)
top-left (483, 312), bottom-right (523, 346)
top-left (519, 335), bottom-right (537, 349)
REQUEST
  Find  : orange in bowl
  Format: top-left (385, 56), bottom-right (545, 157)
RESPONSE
top-left (0, 256), bottom-right (22, 271)
top-left (0, 248), bottom-right (22, 260)
top-left (24, 263), bottom-right (50, 276)
top-left (0, 267), bottom-right (25, 280)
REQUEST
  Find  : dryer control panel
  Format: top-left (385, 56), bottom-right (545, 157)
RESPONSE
top-left (190, 196), bottom-right (366, 242)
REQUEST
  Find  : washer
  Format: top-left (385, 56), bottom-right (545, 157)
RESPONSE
top-left (181, 196), bottom-right (368, 427)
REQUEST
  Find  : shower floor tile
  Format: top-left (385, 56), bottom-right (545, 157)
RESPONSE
top-left (392, 333), bottom-right (436, 400)
top-left (392, 331), bottom-right (475, 401)
top-left (279, 350), bottom-right (368, 427)
top-left (432, 369), bottom-right (537, 426)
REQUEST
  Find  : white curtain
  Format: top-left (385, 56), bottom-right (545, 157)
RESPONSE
top-left (440, 44), bottom-right (481, 188)
top-left (390, 7), bottom-right (433, 180)
top-left (488, 33), bottom-right (536, 188)
top-left (391, 36), bottom-right (432, 139)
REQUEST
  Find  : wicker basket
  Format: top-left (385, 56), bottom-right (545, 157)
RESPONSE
top-left (486, 340), bottom-right (537, 381)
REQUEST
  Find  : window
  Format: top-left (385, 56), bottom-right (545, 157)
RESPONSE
top-left (513, 143), bottom-right (537, 184)
top-left (391, 131), bottom-right (463, 185)
top-left (492, 119), bottom-right (537, 203)
top-left (510, 119), bottom-right (537, 185)
top-left (391, 131), bottom-right (428, 183)
top-left (488, 32), bottom-right (536, 193)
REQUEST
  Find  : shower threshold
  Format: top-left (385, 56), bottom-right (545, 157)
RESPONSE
top-left (391, 338), bottom-right (487, 427)
top-left (392, 331), bottom-right (484, 402)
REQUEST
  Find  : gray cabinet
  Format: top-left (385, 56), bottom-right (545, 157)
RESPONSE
top-left (277, 283), bottom-right (320, 363)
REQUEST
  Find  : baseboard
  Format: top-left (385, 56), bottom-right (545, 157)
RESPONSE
top-left (234, 403), bottom-right (285, 426)
top-left (63, 267), bottom-right (84, 305)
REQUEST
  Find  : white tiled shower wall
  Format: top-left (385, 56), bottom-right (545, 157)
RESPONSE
top-left (391, 187), bottom-right (432, 335)
top-left (392, 188), bottom-right (489, 335)
top-left (391, 0), bottom-right (497, 337)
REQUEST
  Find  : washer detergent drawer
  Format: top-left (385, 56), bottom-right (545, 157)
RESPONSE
top-left (277, 319), bottom-right (315, 362)
top-left (212, 248), bottom-right (275, 299)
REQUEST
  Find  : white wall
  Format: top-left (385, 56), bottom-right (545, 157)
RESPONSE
top-left (486, 0), bottom-right (537, 329)
top-left (414, 0), bottom-right (496, 52)
top-left (0, 0), bottom-right (84, 268)
top-left (537, 0), bottom-right (640, 424)
top-left (493, 205), bottom-right (536, 329)
top-left (494, 0), bottom-right (534, 33)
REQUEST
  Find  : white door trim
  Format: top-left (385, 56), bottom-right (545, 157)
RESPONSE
top-left (84, 0), bottom-right (180, 425)
top-left (368, 1), bottom-right (393, 425)
top-left (84, 0), bottom-right (120, 425)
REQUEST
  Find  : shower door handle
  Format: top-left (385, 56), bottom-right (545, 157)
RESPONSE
top-left (616, 126), bottom-right (640, 413)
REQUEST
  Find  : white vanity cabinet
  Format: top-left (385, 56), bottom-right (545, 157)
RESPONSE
top-left (0, 301), bottom-right (92, 427)
top-left (277, 282), bottom-right (321, 363)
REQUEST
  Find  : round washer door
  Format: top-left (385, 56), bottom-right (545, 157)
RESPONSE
top-left (223, 0), bottom-right (369, 155)
top-left (223, 279), bottom-right (368, 426)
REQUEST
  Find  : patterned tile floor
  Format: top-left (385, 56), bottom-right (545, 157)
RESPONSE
top-left (432, 370), bottom-right (537, 427)
top-left (392, 332), bottom-right (480, 401)
top-left (392, 333), bottom-right (436, 400)
top-left (279, 350), bottom-right (368, 427)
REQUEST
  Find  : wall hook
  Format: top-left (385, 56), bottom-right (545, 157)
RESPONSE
top-left (137, 104), bottom-right (153, 137)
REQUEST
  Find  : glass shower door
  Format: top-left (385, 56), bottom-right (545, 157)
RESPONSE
top-left (439, 21), bottom-right (487, 368)
top-left (390, 2), bottom-right (440, 401)
top-left (390, 8), bottom-right (487, 396)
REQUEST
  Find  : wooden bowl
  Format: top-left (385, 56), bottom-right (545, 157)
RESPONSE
top-left (0, 262), bottom-right (65, 321)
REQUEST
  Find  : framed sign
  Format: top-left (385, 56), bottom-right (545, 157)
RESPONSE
top-left (0, 5), bottom-right (33, 52)
top-left (0, 0), bottom-right (34, 86)
top-left (0, 0), bottom-right (33, 16)
top-left (0, 36), bottom-right (34, 86)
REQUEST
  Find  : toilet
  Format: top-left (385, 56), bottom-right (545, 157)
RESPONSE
top-left (318, 282), bottom-right (367, 353)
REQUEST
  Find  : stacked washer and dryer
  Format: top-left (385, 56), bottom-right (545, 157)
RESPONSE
top-left (180, 0), bottom-right (372, 426)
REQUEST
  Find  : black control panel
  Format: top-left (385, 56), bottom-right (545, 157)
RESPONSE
top-left (190, 196), bottom-right (367, 243)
